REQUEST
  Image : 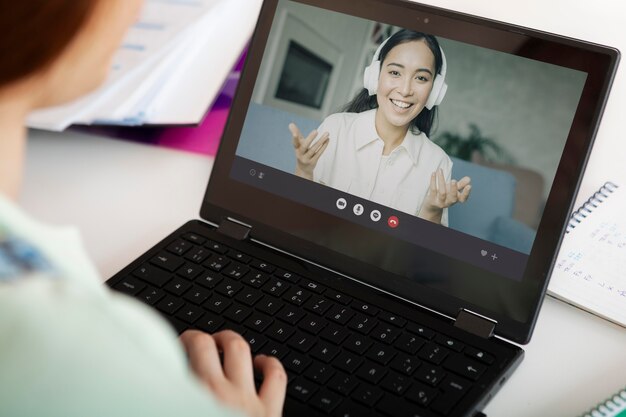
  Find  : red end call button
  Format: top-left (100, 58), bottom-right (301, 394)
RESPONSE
top-left (387, 216), bottom-right (399, 228)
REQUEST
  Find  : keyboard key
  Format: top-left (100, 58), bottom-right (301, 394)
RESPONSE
top-left (375, 395), bottom-right (415, 417)
top-left (284, 353), bottom-right (312, 374)
top-left (418, 342), bottom-right (450, 365)
top-left (163, 277), bottom-right (192, 296)
top-left (223, 304), bottom-right (252, 324)
top-left (256, 296), bottom-right (284, 316)
top-left (288, 377), bottom-right (317, 401)
top-left (300, 279), bottom-right (325, 294)
top-left (215, 279), bottom-right (243, 297)
top-left (332, 400), bottom-right (373, 417)
top-left (396, 332), bottom-right (425, 355)
top-left (251, 259), bottom-right (276, 273)
top-left (351, 384), bottom-right (382, 407)
top-left (195, 271), bottom-right (222, 289)
top-left (435, 334), bottom-right (464, 352)
top-left (150, 252), bottom-right (184, 272)
top-left (204, 255), bottom-right (229, 272)
top-left (333, 351), bottom-right (363, 374)
top-left (406, 322), bottom-right (435, 340)
top-left (223, 262), bottom-right (249, 279)
top-left (365, 343), bottom-right (397, 365)
top-left (326, 305), bottom-right (355, 325)
top-left (244, 331), bottom-right (268, 353)
top-left (274, 269), bottom-right (300, 283)
top-left (205, 240), bottom-right (228, 254)
top-left (244, 313), bottom-right (273, 332)
top-left (319, 323), bottom-right (349, 345)
top-left (137, 286), bottom-right (165, 305)
top-left (310, 342), bottom-right (340, 363)
top-left (235, 288), bottom-right (263, 306)
top-left (465, 346), bottom-right (495, 365)
top-left (113, 277), bottom-right (145, 296)
top-left (390, 353), bottom-right (420, 376)
top-left (443, 354), bottom-right (486, 381)
top-left (378, 311), bottom-right (407, 327)
top-left (304, 361), bottom-right (336, 384)
top-left (276, 305), bottom-right (305, 325)
top-left (156, 295), bottom-right (184, 315)
top-left (203, 294), bottom-right (231, 314)
top-left (298, 315), bottom-right (328, 335)
top-left (371, 324), bottom-right (400, 344)
top-left (259, 341), bottom-right (289, 360)
top-left (441, 374), bottom-right (472, 395)
top-left (287, 331), bottom-right (315, 353)
top-left (304, 297), bottom-right (332, 315)
top-left (263, 278), bottom-right (289, 297)
top-left (431, 390), bottom-right (465, 415)
top-left (166, 239), bottom-right (192, 256)
top-left (380, 371), bottom-right (411, 395)
top-left (227, 250), bottom-right (251, 264)
top-left (325, 289), bottom-right (351, 305)
top-left (415, 363), bottom-right (446, 387)
top-left (406, 382), bottom-right (437, 407)
top-left (265, 322), bottom-right (295, 343)
top-left (184, 246), bottom-right (212, 264)
top-left (133, 264), bottom-right (172, 287)
top-left (356, 361), bottom-right (387, 384)
top-left (344, 334), bottom-right (372, 355)
top-left (196, 313), bottom-right (224, 333)
top-left (242, 271), bottom-right (269, 288)
top-left (348, 314), bottom-right (378, 335)
top-left (351, 301), bottom-right (379, 316)
top-left (328, 372), bottom-right (359, 396)
top-left (175, 304), bottom-right (204, 324)
top-left (182, 232), bottom-right (207, 245)
top-left (283, 287), bottom-right (311, 306)
top-left (183, 285), bottom-right (211, 305)
top-left (221, 322), bottom-right (246, 335)
top-left (310, 389), bottom-right (343, 413)
top-left (176, 262), bottom-right (204, 279)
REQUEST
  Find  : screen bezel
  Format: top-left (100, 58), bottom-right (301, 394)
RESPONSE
top-left (201, 0), bottom-right (620, 344)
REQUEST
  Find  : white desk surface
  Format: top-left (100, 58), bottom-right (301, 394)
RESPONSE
top-left (20, 0), bottom-right (626, 415)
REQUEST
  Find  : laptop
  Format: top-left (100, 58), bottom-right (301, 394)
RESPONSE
top-left (107, 0), bottom-right (619, 415)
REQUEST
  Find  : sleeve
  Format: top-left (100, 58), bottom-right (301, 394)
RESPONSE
top-left (0, 278), bottom-right (245, 417)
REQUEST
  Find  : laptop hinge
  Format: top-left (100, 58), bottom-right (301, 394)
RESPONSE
top-left (454, 309), bottom-right (496, 339)
top-left (217, 218), bottom-right (251, 241)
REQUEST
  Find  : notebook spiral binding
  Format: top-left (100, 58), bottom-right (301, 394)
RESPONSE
top-left (582, 387), bottom-right (626, 417)
top-left (567, 182), bottom-right (619, 233)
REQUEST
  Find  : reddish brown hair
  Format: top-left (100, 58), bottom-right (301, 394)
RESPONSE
top-left (0, 1), bottom-right (99, 87)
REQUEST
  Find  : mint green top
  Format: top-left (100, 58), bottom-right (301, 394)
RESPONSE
top-left (0, 194), bottom-right (243, 417)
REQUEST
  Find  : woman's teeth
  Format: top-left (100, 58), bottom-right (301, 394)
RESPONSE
top-left (391, 99), bottom-right (412, 109)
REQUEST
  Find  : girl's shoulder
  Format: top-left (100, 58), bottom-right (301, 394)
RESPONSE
top-left (321, 109), bottom-right (375, 129)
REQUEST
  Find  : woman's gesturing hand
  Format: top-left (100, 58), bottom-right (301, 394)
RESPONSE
top-left (180, 330), bottom-right (287, 417)
top-left (290, 123), bottom-right (329, 180)
top-left (419, 168), bottom-right (472, 224)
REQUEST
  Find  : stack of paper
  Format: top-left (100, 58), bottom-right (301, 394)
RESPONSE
top-left (28, 0), bottom-right (262, 131)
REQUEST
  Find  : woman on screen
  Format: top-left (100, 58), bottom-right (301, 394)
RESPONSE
top-left (291, 30), bottom-right (471, 226)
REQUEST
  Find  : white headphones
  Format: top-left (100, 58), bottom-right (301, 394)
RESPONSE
top-left (363, 36), bottom-right (448, 110)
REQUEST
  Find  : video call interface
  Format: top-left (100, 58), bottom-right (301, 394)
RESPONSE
top-left (231, 0), bottom-right (588, 282)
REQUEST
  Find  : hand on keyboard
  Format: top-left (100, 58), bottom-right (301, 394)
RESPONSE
top-left (180, 329), bottom-right (287, 417)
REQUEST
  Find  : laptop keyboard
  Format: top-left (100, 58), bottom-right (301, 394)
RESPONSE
top-left (110, 231), bottom-right (497, 417)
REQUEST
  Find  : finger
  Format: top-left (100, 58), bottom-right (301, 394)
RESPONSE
top-left (212, 330), bottom-right (255, 392)
top-left (306, 134), bottom-right (329, 157)
top-left (428, 172), bottom-right (437, 194)
top-left (302, 129), bottom-right (319, 150)
top-left (289, 123), bottom-right (303, 149)
top-left (457, 176), bottom-right (471, 189)
top-left (310, 139), bottom-right (329, 164)
top-left (437, 169), bottom-right (447, 201)
top-left (179, 330), bottom-right (225, 386)
top-left (254, 355), bottom-right (287, 417)
top-left (458, 185), bottom-right (472, 202)
top-left (447, 179), bottom-right (458, 203)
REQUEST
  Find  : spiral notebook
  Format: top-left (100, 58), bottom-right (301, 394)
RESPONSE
top-left (548, 182), bottom-right (626, 327)
top-left (582, 387), bottom-right (626, 417)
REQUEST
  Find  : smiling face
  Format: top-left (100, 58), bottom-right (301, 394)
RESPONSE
top-left (375, 40), bottom-right (436, 136)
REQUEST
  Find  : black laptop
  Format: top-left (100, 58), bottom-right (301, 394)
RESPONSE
top-left (107, 0), bottom-right (619, 415)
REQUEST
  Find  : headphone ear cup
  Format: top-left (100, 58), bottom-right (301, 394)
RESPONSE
top-left (363, 61), bottom-right (380, 96)
top-left (425, 76), bottom-right (446, 110)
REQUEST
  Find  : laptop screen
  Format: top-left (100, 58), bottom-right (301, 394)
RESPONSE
top-left (205, 0), bottom-right (618, 342)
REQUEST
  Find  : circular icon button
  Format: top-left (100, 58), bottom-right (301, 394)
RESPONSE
top-left (336, 198), bottom-right (347, 210)
top-left (387, 215), bottom-right (399, 228)
top-left (370, 210), bottom-right (381, 222)
top-left (353, 204), bottom-right (364, 216)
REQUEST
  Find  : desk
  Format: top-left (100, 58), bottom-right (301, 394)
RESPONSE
top-left (20, 0), bottom-right (626, 415)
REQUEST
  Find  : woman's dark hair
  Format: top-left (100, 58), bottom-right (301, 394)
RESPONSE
top-left (0, 1), bottom-right (99, 88)
top-left (342, 29), bottom-right (443, 136)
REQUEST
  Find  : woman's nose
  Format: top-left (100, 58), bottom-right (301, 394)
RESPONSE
top-left (398, 77), bottom-right (413, 96)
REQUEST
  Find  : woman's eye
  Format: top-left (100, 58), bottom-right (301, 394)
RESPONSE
top-left (389, 70), bottom-right (401, 76)
top-left (416, 75), bottom-right (430, 82)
